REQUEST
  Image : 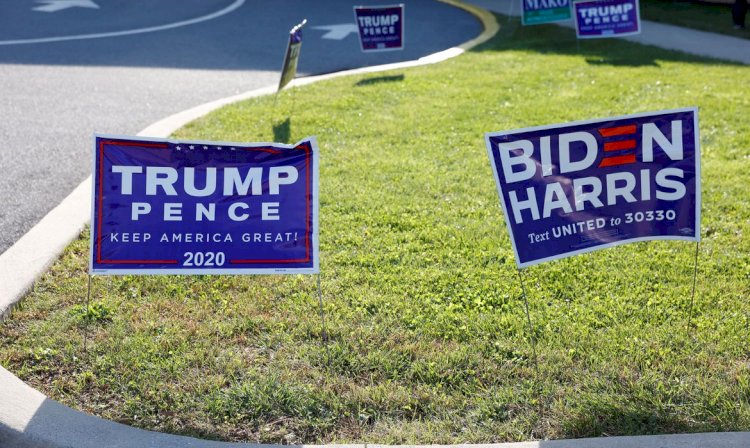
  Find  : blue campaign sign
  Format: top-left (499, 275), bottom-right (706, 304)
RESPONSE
top-left (353, 4), bottom-right (404, 52)
top-left (574, 0), bottom-right (640, 38)
top-left (485, 108), bottom-right (700, 268)
top-left (91, 135), bottom-right (319, 275)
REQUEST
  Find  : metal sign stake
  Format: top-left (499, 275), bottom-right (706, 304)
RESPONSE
top-left (317, 274), bottom-right (331, 366)
top-left (516, 268), bottom-right (540, 378)
top-left (515, 267), bottom-right (545, 427)
top-left (83, 274), bottom-right (92, 354)
top-left (686, 241), bottom-right (701, 336)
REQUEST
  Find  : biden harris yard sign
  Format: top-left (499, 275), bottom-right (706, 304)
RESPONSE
top-left (91, 135), bottom-right (319, 275)
top-left (574, 0), bottom-right (640, 38)
top-left (354, 4), bottom-right (404, 52)
top-left (485, 108), bottom-right (700, 268)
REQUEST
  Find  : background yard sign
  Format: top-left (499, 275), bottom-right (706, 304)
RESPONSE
top-left (278, 19), bottom-right (307, 91)
top-left (485, 108), bottom-right (700, 268)
top-left (91, 135), bottom-right (319, 275)
top-left (354, 4), bottom-right (404, 52)
top-left (574, 0), bottom-right (640, 38)
top-left (522, 0), bottom-right (572, 26)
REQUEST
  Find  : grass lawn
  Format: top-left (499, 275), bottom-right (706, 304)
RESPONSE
top-left (2, 14), bottom-right (750, 445)
top-left (640, 0), bottom-right (749, 40)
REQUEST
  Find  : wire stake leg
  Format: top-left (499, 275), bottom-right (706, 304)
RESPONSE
top-left (317, 274), bottom-right (331, 366)
top-left (686, 241), bottom-right (701, 336)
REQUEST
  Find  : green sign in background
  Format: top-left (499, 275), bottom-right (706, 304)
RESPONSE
top-left (522, 0), bottom-right (571, 25)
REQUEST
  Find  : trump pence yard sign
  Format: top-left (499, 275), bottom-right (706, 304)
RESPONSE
top-left (91, 135), bottom-right (319, 275)
top-left (354, 4), bottom-right (404, 52)
top-left (485, 108), bottom-right (700, 268)
top-left (574, 0), bottom-right (640, 38)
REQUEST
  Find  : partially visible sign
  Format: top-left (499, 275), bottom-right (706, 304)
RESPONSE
top-left (353, 4), bottom-right (404, 52)
top-left (485, 108), bottom-right (700, 268)
top-left (574, 0), bottom-right (640, 38)
top-left (91, 135), bottom-right (319, 275)
top-left (278, 19), bottom-right (307, 91)
top-left (522, 0), bottom-right (571, 25)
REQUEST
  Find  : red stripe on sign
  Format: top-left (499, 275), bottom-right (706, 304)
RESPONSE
top-left (97, 141), bottom-right (105, 263)
top-left (598, 125), bottom-right (636, 137)
top-left (303, 142), bottom-right (311, 262)
top-left (604, 139), bottom-right (636, 151)
top-left (598, 154), bottom-right (637, 167)
top-left (239, 147), bottom-right (282, 154)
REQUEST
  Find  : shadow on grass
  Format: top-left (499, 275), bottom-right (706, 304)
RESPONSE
top-left (355, 74), bottom-right (405, 87)
top-left (585, 56), bottom-right (660, 68)
top-left (473, 16), bottom-right (744, 68)
top-left (273, 117), bottom-right (291, 144)
top-left (550, 400), bottom-right (710, 441)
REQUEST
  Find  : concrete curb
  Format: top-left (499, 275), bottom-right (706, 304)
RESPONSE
top-left (2, 365), bottom-right (749, 447)
top-left (0, 179), bottom-right (90, 321)
top-left (3, 364), bottom-right (749, 448)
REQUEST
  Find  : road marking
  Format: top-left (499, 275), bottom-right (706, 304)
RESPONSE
top-left (312, 24), bottom-right (358, 40)
top-left (1, 0), bottom-right (244, 45)
top-left (33, 0), bottom-right (99, 13)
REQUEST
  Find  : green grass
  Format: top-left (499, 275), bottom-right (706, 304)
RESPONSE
top-left (641, 0), bottom-right (749, 39)
top-left (2, 15), bottom-right (750, 444)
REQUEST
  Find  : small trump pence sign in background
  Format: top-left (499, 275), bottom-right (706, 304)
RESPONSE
top-left (354, 4), bottom-right (404, 52)
top-left (574, 0), bottom-right (641, 38)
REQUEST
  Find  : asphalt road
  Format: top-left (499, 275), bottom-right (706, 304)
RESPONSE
top-left (0, 0), bottom-right (480, 254)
